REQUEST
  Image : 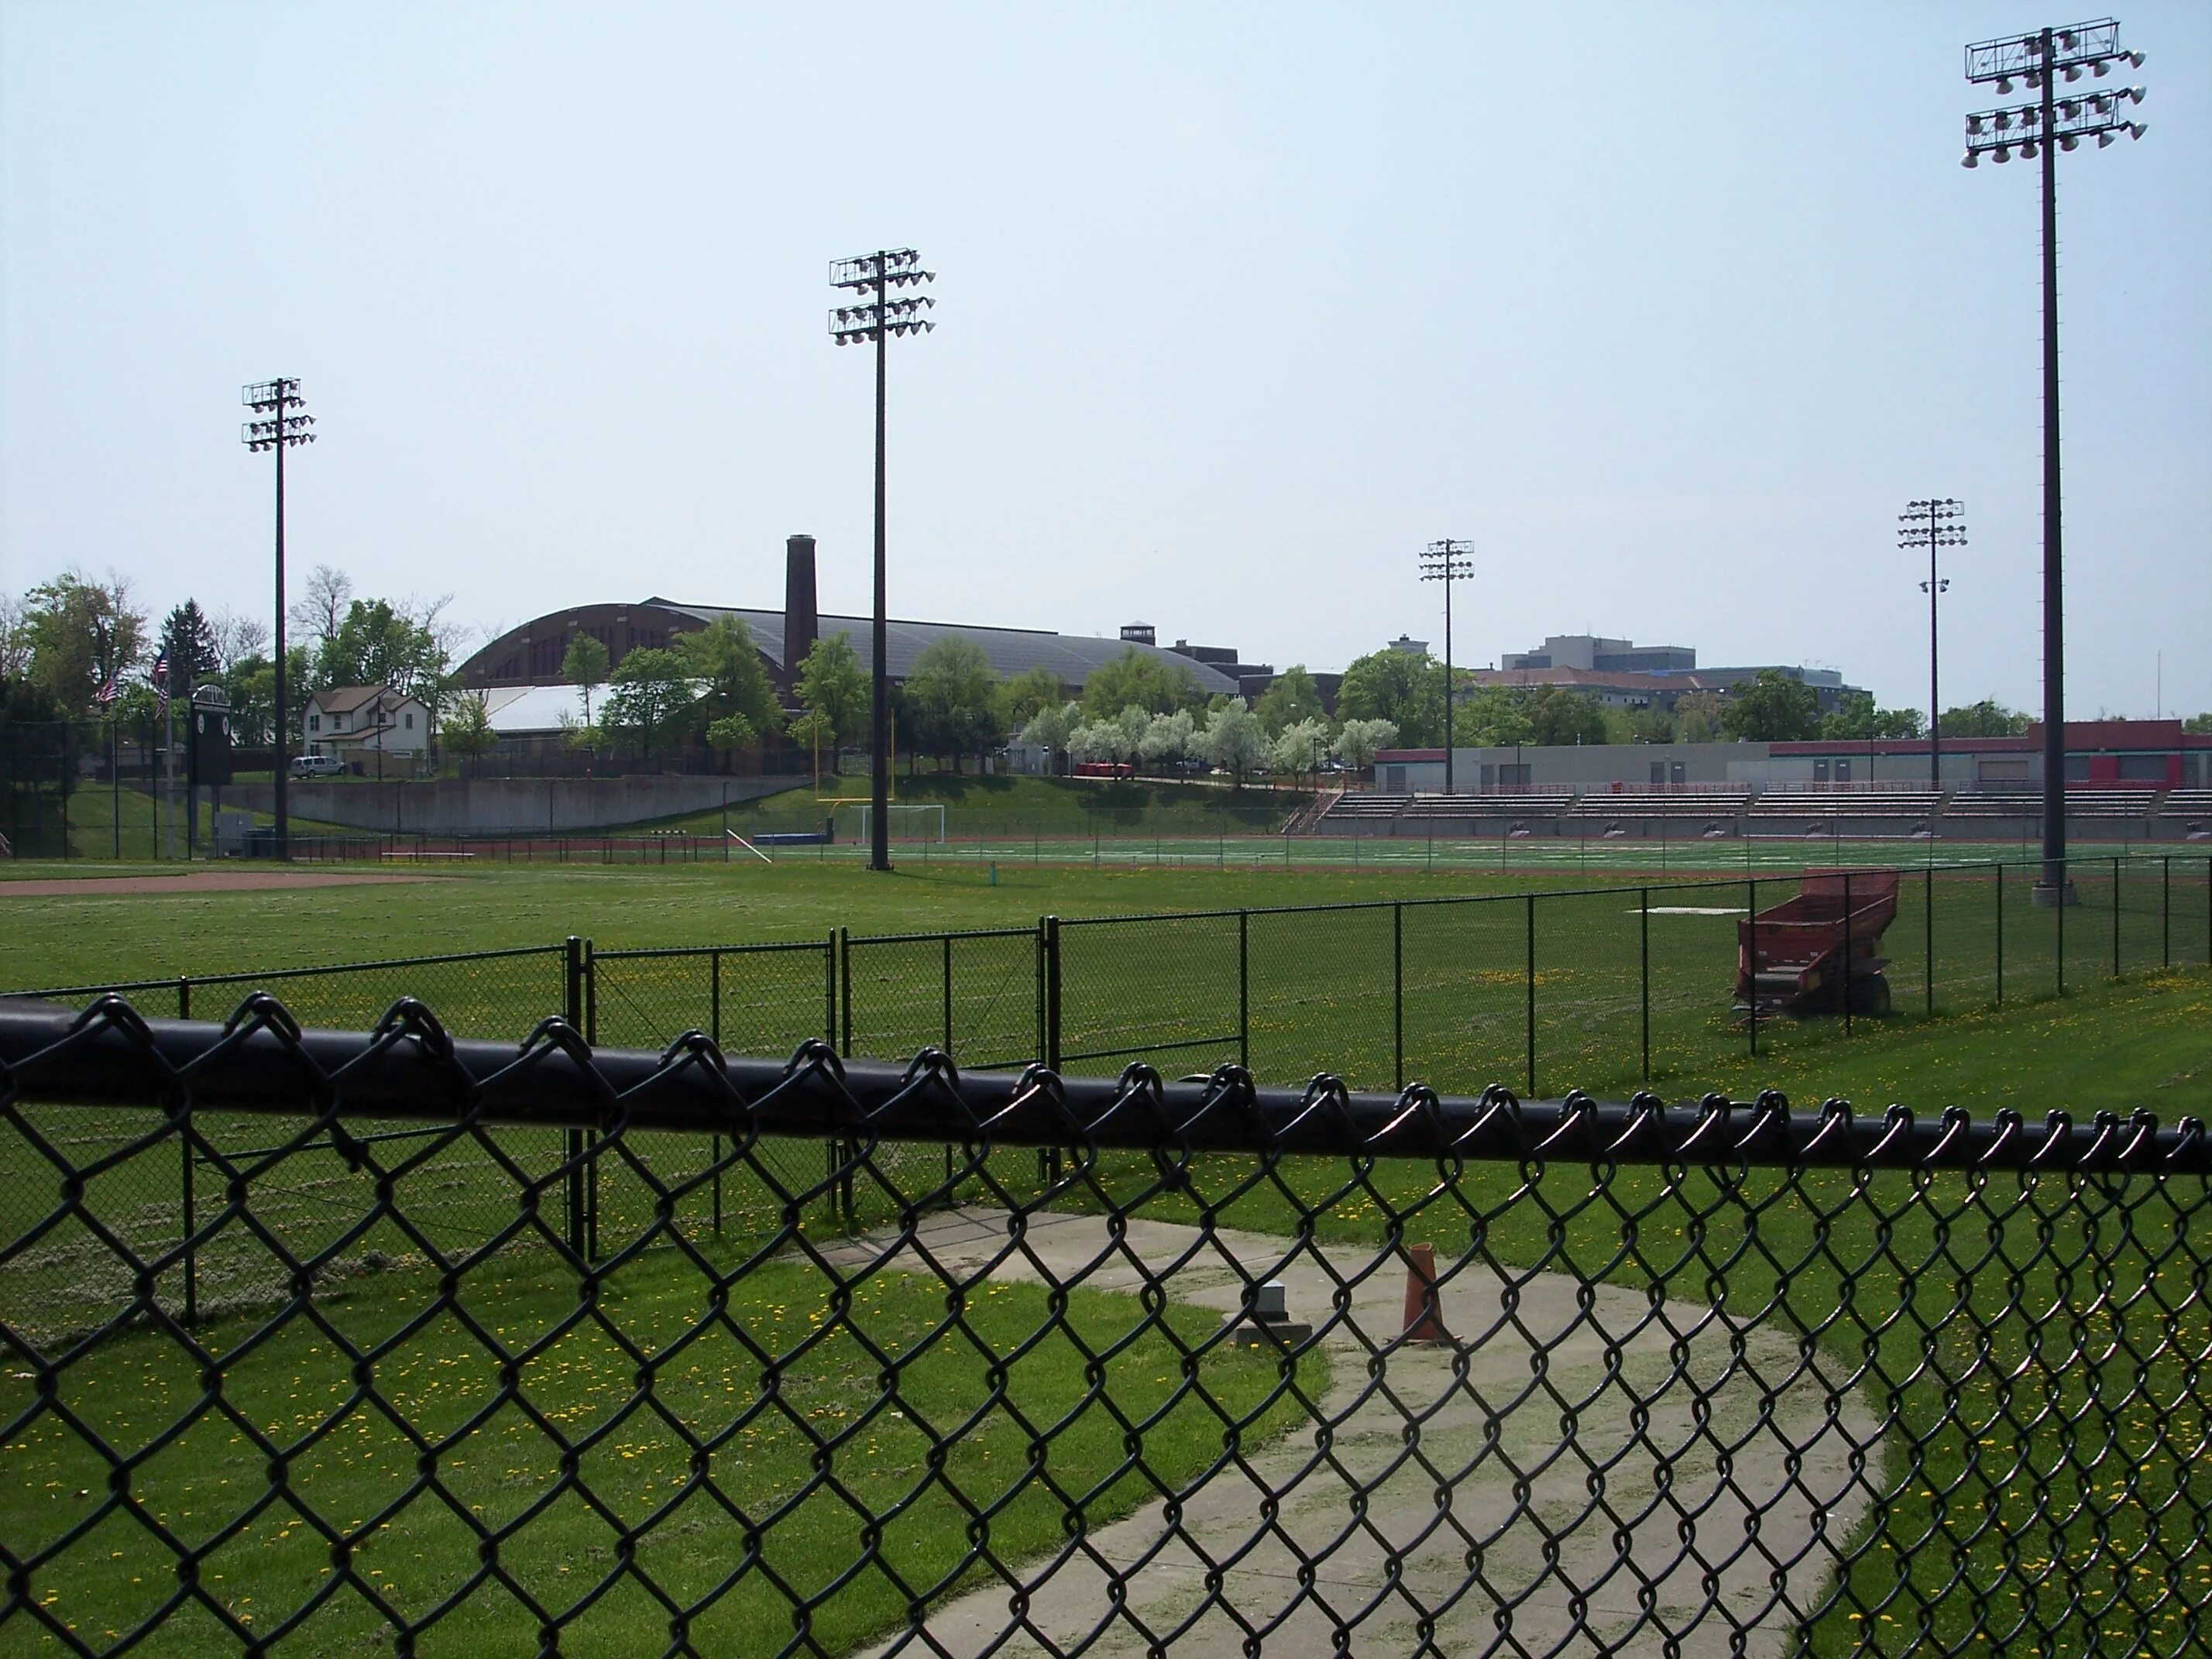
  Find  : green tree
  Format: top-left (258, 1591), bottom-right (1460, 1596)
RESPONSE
top-left (1455, 686), bottom-right (1537, 748)
top-left (996, 665), bottom-right (1065, 733)
top-left (23, 571), bottom-right (147, 715)
top-left (1624, 705), bottom-right (1677, 744)
top-left (441, 692), bottom-right (497, 763)
top-left (1332, 717), bottom-right (1398, 775)
top-left (1721, 671), bottom-right (1822, 742)
top-left (1270, 716), bottom-right (1331, 781)
top-left (1522, 688), bottom-right (1608, 747)
top-left (1079, 647), bottom-right (1203, 720)
top-left (2184, 712), bottom-right (2212, 736)
top-left (675, 617), bottom-right (782, 768)
top-left (1139, 707), bottom-right (1197, 772)
top-left (603, 647), bottom-right (697, 757)
top-left (1939, 699), bottom-right (2032, 738)
top-left (1336, 649), bottom-right (1446, 747)
top-left (905, 638), bottom-right (1001, 769)
top-left (1018, 699), bottom-right (1081, 759)
top-left (562, 633), bottom-right (611, 724)
top-left (316, 599), bottom-right (446, 704)
top-left (1252, 665), bottom-right (1324, 737)
top-left (1820, 692), bottom-right (1925, 740)
top-left (705, 713), bottom-right (757, 766)
top-left (158, 602), bottom-right (222, 692)
top-left (794, 634), bottom-right (870, 772)
top-left (1672, 692), bottom-right (1726, 743)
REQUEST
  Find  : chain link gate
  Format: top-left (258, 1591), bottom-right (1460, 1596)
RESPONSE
top-left (5, 993), bottom-right (2210, 1657)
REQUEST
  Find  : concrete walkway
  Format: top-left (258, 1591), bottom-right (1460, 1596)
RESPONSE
top-left (831, 1206), bottom-right (1879, 1659)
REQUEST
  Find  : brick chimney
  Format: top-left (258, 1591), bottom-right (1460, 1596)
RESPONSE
top-left (784, 534), bottom-right (818, 676)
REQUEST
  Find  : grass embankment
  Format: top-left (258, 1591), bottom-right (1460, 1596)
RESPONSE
top-left (647, 771), bottom-right (1309, 837)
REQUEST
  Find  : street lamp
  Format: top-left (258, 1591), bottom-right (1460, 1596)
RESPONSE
top-left (1419, 539), bottom-right (1474, 795)
top-left (1962, 18), bottom-right (2146, 904)
top-left (242, 378), bottom-right (316, 859)
top-left (830, 249), bottom-right (936, 874)
top-left (1900, 499), bottom-right (1964, 788)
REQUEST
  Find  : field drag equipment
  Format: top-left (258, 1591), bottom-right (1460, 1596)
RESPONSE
top-left (1735, 867), bottom-right (1901, 1018)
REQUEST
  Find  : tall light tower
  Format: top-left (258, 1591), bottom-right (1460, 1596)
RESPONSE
top-left (1419, 540), bottom-right (1473, 795)
top-left (242, 379), bottom-right (316, 859)
top-left (830, 249), bottom-right (936, 874)
top-left (1961, 19), bottom-right (2145, 903)
top-left (1900, 499), bottom-right (1964, 788)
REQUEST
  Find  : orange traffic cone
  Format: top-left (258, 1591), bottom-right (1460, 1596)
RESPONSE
top-left (1400, 1242), bottom-right (1451, 1345)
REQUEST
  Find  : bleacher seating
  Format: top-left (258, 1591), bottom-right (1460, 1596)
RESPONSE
top-left (1399, 792), bottom-right (1576, 819)
top-left (1750, 790), bottom-right (1946, 820)
top-left (1320, 793), bottom-right (1409, 823)
top-left (1564, 788), bottom-right (1753, 819)
top-left (2156, 789), bottom-right (2212, 816)
top-left (1942, 789), bottom-right (2151, 819)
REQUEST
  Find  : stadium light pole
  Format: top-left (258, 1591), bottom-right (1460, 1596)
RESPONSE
top-left (830, 249), bottom-right (936, 874)
top-left (1961, 19), bottom-right (2145, 903)
top-left (1900, 499), bottom-right (1964, 788)
top-left (242, 379), bottom-right (316, 860)
top-left (1420, 540), bottom-right (1474, 795)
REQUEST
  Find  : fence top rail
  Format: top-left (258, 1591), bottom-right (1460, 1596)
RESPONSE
top-left (4, 940), bottom-right (569, 1002)
top-left (5, 995), bottom-right (2205, 1175)
top-left (591, 939), bottom-right (833, 961)
top-left (843, 925), bottom-right (1042, 946)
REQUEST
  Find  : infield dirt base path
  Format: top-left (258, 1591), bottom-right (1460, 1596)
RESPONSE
top-left (836, 1207), bottom-right (1875, 1659)
top-left (0, 870), bottom-right (432, 898)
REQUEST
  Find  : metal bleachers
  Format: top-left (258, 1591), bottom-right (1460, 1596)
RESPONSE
top-left (1942, 789), bottom-right (2152, 820)
top-left (1564, 788), bottom-right (1753, 819)
top-left (1750, 790), bottom-right (1946, 820)
top-left (1398, 792), bottom-right (1577, 819)
top-left (1319, 793), bottom-right (1409, 823)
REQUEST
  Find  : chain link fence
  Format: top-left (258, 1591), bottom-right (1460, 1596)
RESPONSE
top-left (4, 994), bottom-right (2210, 1656)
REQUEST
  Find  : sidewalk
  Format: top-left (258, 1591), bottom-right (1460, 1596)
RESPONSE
top-left (826, 1206), bottom-right (1877, 1659)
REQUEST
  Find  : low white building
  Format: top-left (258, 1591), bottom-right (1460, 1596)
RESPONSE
top-left (304, 685), bottom-right (431, 762)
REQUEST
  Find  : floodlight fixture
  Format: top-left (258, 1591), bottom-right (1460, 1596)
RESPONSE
top-left (239, 376), bottom-right (317, 858)
top-left (1901, 500), bottom-right (1966, 789)
top-left (1960, 18), bottom-right (2145, 903)
top-left (1418, 539), bottom-right (1475, 794)
top-left (828, 247), bottom-right (939, 874)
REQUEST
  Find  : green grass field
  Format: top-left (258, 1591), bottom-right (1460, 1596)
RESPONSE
top-left (4, 854), bottom-right (2209, 1654)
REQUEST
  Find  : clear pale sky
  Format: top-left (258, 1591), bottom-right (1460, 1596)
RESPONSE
top-left (3, 2), bottom-right (2206, 717)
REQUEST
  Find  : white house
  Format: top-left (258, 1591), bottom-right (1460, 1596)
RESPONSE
top-left (304, 685), bottom-right (431, 762)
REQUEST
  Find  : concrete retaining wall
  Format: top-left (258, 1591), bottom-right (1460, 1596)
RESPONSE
top-left (221, 775), bottom-right (794, 835)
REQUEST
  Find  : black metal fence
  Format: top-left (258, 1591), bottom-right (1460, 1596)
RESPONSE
top-left (4, 994), bottom-right (2208, 1657)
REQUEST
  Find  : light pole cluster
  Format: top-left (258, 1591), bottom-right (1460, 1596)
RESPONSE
top-left (1419, 540), bottom-right (1473, 795)
top-left (1900, 500), bottom-right (1964, 788)
top-left (1961, 17), bottom-right (2146, 904)
top-left (830, 249), bottom-right (936, 874)
top-left (242, 379), bottom-right (315, 859)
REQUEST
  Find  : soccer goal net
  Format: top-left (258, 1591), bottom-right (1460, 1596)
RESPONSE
top-left (854, 802), bottom-right (947, 844)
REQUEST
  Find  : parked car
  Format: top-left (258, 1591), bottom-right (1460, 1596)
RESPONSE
top-left (290, 753), bottom-right (345, 778)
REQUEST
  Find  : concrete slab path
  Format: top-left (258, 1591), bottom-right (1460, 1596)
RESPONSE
top-left (830, 1206), bottom-right (1880, 1659)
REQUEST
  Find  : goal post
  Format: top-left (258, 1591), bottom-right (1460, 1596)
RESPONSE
top-left (855, 802), bottom-right (947, 845)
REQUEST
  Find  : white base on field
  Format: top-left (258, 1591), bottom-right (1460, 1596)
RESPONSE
top-left (854, 803), bottom-right (947, 844)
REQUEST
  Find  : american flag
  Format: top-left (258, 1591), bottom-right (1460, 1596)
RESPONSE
top-left (94, 676), bottom-right (120, 706)
top-left (153, 654), bottom-right (170, 711)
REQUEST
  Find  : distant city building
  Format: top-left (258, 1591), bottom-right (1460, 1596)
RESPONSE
top-left (1387, 634), bottom-right (1428, 656)
top-left (1503, 634), bottom-right (1697, 673)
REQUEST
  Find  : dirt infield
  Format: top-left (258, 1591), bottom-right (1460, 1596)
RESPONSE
top-left (0, 871), bottom-right (432, 898)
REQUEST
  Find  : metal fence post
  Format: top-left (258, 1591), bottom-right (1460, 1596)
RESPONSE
top-left (824, 932), bottom-right (838, 1046)
top-left (1925, 865), bottom-right (1934, 1018)
top-left (710, 950), bottom-right (723, 1235)
top-left (1842, 870), bottom-right (1853, 1038)
top-left (941, 935), bottom-right (954, 1056)
top-left (1392, 902), bottom-right (1404, 1092)
top-left (1524, 891), bottom-right (1537, 1097)
top-left (1747, 878), bottom-right (1759, 1059)
top-left (563, 937), bottom-right (586, 1261)
top-left (583, 939), bottom-right (599, 1261)
top-left (177, 976), bottom-right (195, 1327)
top-left (2162, 856), bottom-right (2170, 970)
top-left (2056, 876), bottom-right (2066, 998)
top-left (1639, 888), bottom-right (1650, 1083)
top-left (1994, 862), bottom-right (2004, 1007)
top-left (1044, 915), bottom-right (1062, 1073)
top-left (2112, 856), bottom-right (2121, 980)
top-left (1238, 910), bottom-right (1250, 1072)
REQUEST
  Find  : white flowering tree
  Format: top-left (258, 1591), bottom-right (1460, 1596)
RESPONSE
top-left (1199, 702), bottom-right (1269, 788)
top-left (1139, 708), bottom-right (1196, 771)
top-left (1020, 699), bottom-right (1082, 758)
top-left (1269, 717), bottom-right (1331, 782)
top-left (1332, 716), bottom-right (1399, 775)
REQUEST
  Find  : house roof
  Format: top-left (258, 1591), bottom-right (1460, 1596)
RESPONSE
top-left (313, 685), bottom-right (399, 714)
